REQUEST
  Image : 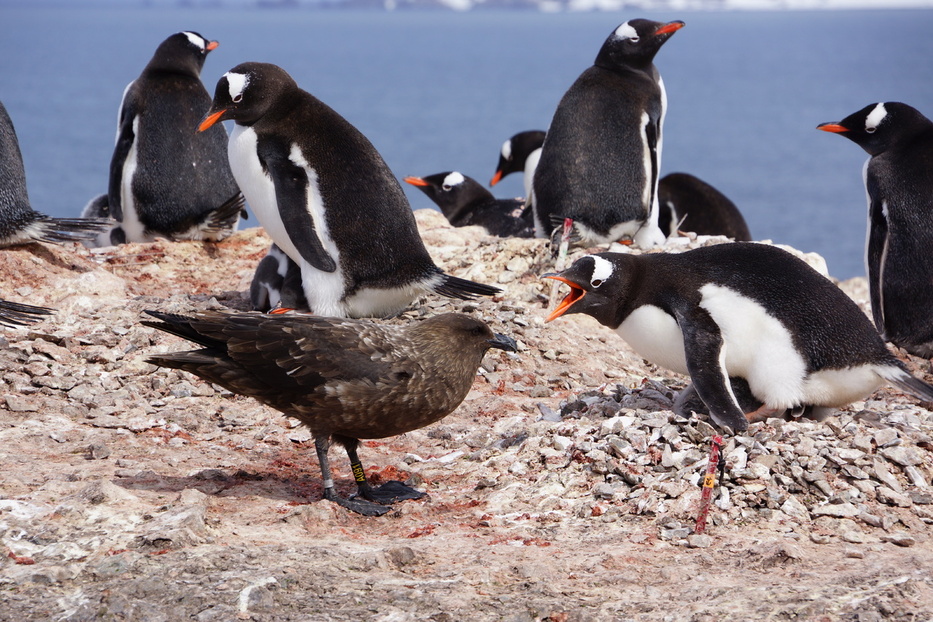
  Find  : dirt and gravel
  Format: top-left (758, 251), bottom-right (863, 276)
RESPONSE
top-left (1, 209), bottom-right (932, 621)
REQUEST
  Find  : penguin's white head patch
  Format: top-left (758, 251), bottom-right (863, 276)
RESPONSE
top-left (500, 139), bottom-right (513, 161)
top-left (613, 22), bottom-right (639, 42)
top-left (865, 103), bottom-right (887, 134)
top-left (442, 172), bottom-right (465, 190)
top-left (587, 255), bottom-right (614, 287)
top-left (182, 31), bottom-right (207, 50)
top-left (225, 72), bottom-right (250, 103)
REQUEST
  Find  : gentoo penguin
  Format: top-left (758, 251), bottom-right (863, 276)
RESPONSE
top-left (404, 171), bottom-right (534, 238)
top-left (80, 194), bottom-right (126, 247)
top-left (249, 243), bottom-right (307, 312)
top-left (818, 103), bottom-right (933, 358)
top-left (0, 101), bottom-right (109, 247)
top-left (490, 129), bottom-right (546, 201)
top-left (531, 19), bottom-right (684, 247)
top-left (144, 310), bottom-right (517, 516)
top-left (0, 299), bottom-right (52, 328)
top-left (656, 172), bottom-right (752, 241)
top-left (543, 243), bottom-right (933, 432)
top-left (199, 62), bottom-right (499, 318)
top-left (107, 31), bottom-right (244, 244)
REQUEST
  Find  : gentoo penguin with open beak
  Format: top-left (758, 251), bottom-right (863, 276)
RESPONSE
top-left (404, 171), bottom-right (534, 238)
top-left (0, 101), bottom-right (109, 247)
top-left (543, 243), bottom-right (933, 432)
top-left (531, 19), bottom-right (683, 247)
top-left (106, 31), bottom-right (244, 244)
top-left (818, 102), bottom-right (933, 358)
top-left (199, 62), bottom-right (499, 318)
top-left (490, 129), bottom-right (546, 202)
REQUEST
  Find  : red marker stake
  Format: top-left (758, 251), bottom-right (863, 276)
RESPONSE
top-left (694, 434), bottom-right (723, 535)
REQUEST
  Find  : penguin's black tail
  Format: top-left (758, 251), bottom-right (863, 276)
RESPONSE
top-left (879, 364), bottom-right (933, 403)
top-left (0, 299), bottom-right (53, 327)
top-left (31, 215), bottom-right (113, 245)
top-left (197, 193), bottom-right (248, 239)
top-left (434, 274), bottom-right (501, 300)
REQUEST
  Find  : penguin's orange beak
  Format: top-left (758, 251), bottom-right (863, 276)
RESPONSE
top-left (490, 170), bottom-right (503, 186)
top-left (403, 176), bottom-right (429, 187)
top-left (817, 123), bottom-right (849, 133)
top-left (542, 274), bottom-right (585, 322)
top-left (655, 21), bottom-right (685, 35)
top-left (198, 109), bottom-right (226, 132)
top-left (207, 40), bottom-right (219, 51)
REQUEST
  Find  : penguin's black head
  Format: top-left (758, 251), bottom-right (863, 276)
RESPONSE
top-left (595, 19), bottom-right (684, 72)
top-left (491, 130), bottom-right (546, 186)
top-left (817, 102), bottom-right (929, 156)
top-left (404, 172), bottom-right (487, 220)
top-left (147, 31), bottom-right (218, 76)
top-left (542, 253), bottom-right (633, 328)
top-left (199, 62), bottom-right (299, 131)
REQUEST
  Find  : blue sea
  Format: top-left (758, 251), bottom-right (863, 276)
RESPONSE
top-left (2, 6), bottom-right (932, 279)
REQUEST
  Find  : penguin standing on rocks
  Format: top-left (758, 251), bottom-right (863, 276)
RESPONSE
top-left (404, 171), bottom-right (534, 238)
top-left (490, 130), bottom-right (546, 202)
top-left (0, 101), bottom-right (109, 247)
top-left (144, 310), bottom-right (517, 515)
top-left (657, 172), bottom-right (751, 241)
top-left (532, 19), bottom-right (684, 247)
top-left (543, 243), bottom-right (933, 432)
top-left (106, 31), bottom-right (244, 244)
top-left (199, 62), bottom-right (499, 318)
top-left (818, 103), bottom-right (933, 358)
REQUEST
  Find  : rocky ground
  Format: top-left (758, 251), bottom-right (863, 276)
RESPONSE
top-left (0, 210), bottom-right (931, 621)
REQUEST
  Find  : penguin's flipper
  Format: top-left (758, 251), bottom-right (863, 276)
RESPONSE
top-left (865, 177), bottom-right (888, 334)
top-left (0, 299), bottom-right (54, 328)
top-left (645, 116), bottom-right (661, 216)
top-left (675, 307), bottom-right (750, 432)
top-left (264, 153), bottom-right (337, 273)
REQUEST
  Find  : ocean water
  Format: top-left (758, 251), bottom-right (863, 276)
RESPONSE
top-left (2, 7), bottom-right (932, 279)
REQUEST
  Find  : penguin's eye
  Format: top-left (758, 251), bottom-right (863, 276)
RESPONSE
top-left (232, 94), bottom-right (243, 103)
top-left (442, 184), bottom-right (452, 191)
top-left (628, 37), bottom-right (640, 43)
top-left (591, 279), bottom-right (604, 288)
top-left (866, 126), bottom-right (876, 134)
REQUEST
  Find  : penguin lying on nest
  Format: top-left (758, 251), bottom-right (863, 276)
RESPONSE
top-left (543, 243), bottom-right (933, 432)
top-left (143, 311), bottom-right (517, 516)
top-left (404, 172), bottom-right (534, 238)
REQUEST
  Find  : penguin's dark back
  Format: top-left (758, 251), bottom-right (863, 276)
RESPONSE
top-left (123, 74), bottom-right (239, 233)
top-left (0, 101), bottom-right (32, 223)
top-left (535, 66), bottom-right (661, 233)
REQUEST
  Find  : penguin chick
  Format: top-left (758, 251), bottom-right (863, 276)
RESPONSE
top-left (543, 244), bottom-right (933, 432)
top-left (249, 243), bottom-right (307, 312)
top-left (818, 102), bottom-right (933, 357)
top-left (405, 171), bottom-right (534, 238)
top-left (143, 310), bottom-right (517, 516)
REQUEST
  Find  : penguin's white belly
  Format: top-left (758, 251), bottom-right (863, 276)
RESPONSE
top-left (618, 285), bottom-right (886, 411)
top-left (228, 126), bottom-right (346, 316)
top-left (120, 116), bottom-right (150, 244)
top-left (617, 305), bottom-right (688, 375)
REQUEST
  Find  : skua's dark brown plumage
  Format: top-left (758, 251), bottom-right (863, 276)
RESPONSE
top-left (143, 310), bottom-right (516, 516)
top-left (0, 299), bottom-right (52, 328)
